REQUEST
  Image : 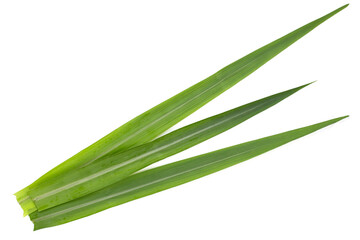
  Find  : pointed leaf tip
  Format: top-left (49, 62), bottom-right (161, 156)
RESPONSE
top-left (284, 81), bottom-right (314, 95)
top-left (323, 115), bottom-right (349, 126)
top-left (335, 115), bottom-right (349, 121)
top-left (326, 4), bottom-right (349, 17)
top-left (334, 4), bottom-right (349, 12)
top-left (339, 115), bottom-right (349, 120)
top-left (300, 81), bottom-right (316, 88)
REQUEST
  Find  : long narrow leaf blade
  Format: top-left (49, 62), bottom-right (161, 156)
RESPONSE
top-left (30, 116), bottom-right (348, 230)
top-left (28, 84), bottom-right (309, 212)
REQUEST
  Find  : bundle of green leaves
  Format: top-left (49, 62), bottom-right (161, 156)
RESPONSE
top-left (15, 4), bottom-right (349, 230)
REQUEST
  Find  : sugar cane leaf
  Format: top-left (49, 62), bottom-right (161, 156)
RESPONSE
top-left (28, 84), bottom-right (309, 212)
top-left (30, 116), bottom-right (348, 230)
top-left (16, 4), bottom-right (348, 215)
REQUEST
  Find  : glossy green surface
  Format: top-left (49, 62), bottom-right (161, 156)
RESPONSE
top-left (16, 4), bottom-right (347, 215)
top-left (29, 84), bottom-right (309, 211)
top-left (30, 116), bottom-right (348, 230)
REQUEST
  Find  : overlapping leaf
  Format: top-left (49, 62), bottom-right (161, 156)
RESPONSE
top-left (30, 116), bottom-right (347, 230)
top-left (28, 84), bottom-right (309, 212)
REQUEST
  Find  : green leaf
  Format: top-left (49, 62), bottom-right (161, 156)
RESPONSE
top-left (27, 83), bottom-right (309, 212)
top-left (16, 4), bottom-right (348, 213)
top-left (30, 116), bottom-right (348, 230)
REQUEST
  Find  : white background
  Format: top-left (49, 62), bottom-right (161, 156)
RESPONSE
top-left (0, 0), bottom-right (359, 239)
